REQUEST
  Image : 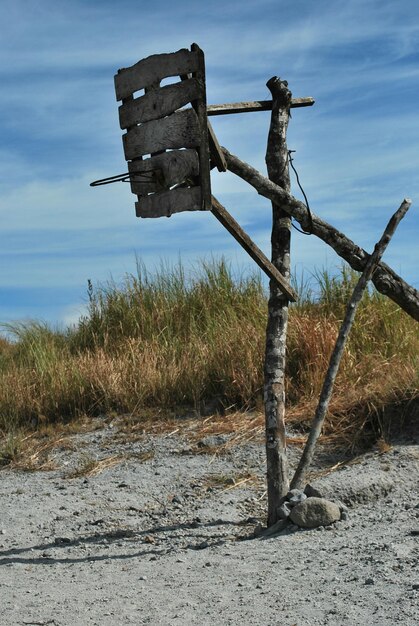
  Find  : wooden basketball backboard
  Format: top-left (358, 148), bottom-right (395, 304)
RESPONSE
top-left (114, 44), bottom-right (211, 218)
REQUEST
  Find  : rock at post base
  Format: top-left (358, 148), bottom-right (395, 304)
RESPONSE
top-left (289, 497), bottom-right (341, 528)
top-left (303, 483), bottom-right (323, 498)
top-left (277, 501), bottom-right (292, 519)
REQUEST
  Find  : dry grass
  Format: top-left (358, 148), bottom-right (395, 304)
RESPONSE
top-left (65, 453), bottom-right (127, 478)
top-left (0, 416), bottom-right (104, 471)
top-left (1, 431), bottom-right (67, 472)
top-left (0, 260), bottom-right (417, 460)
top-left (202, 470), bottom-right (259, 491)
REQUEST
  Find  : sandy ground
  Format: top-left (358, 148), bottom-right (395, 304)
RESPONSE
top-left (0, 413), bottom-right (418, 626)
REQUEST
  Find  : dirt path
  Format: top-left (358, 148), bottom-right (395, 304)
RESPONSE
top-left (1, 415), bottom-right (418, 625)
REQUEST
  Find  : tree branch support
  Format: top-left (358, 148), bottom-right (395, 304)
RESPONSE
top-left (220, 147), bottom-right (418, 321)
top-left (290, 198), bottom-right (411, 489)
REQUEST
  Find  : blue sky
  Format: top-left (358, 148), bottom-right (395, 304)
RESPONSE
top-left (0, 0), bottom-right (418, 326)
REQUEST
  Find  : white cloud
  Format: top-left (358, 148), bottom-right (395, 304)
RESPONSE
top-left (0, 0), bottom-right (417, 322)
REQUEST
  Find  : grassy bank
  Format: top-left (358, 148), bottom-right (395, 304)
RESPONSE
top-left (0, 259), bottom-right (417, 458)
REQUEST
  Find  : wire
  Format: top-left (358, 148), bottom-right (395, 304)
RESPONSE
top-left (90, 171), bottom-right (155, 187)
top-left (288, 150), bottom-right (313, 235)
top-left (90, 151), bottom-right (314, 238)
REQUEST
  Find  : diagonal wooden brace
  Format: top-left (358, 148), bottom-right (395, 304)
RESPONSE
top-left (211, 196), bottom-right (297, 302)
top-left (220, 146), bottom-right (419, 321)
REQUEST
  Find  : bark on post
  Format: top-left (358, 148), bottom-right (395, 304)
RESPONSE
top-left (264, 77), bottom-right (292, 526)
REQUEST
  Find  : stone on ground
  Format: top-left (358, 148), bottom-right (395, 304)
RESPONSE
top-left (289, 497), bottom-right (341, 528)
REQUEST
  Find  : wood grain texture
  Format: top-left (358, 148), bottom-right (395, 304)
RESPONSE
top-left (115, 44), bottom-right (212, 214)
top-left (207, 120), bottom-right (227, 172)
top-left (189, 43), bottom-right (212, 211)
top-left (135, 186), bottom-right (202, 218)
top-left (123, 108), bottom-right (200, 160)
top-left (115, 49), bottom-right (200, 100)
top-left (207, 97), bottom-right (314, 116)
top-left (118, 78), bottom-right (201, 128)
top-left (128, 149), bottom-right (199, 195)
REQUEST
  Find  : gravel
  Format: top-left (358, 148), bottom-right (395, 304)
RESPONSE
top-left (0, 415), bottom-right (418, 625)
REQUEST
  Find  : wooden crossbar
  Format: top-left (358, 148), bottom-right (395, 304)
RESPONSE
top-left (207, 97), bottom-right (314, 116)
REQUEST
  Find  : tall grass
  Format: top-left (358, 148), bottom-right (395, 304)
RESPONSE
top-left (0, 259), bottom-right (417, 447)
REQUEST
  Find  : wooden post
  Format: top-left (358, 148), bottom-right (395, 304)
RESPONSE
top-left (264, 77), bottom-right (292, 527)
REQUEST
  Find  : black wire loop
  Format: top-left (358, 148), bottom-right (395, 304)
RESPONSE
top-left (90, 171), bottom-right (156, 187)
top-left (288, 150), bottom-right (313, 235)
top-left (90, 152), bottom-right (313, 236)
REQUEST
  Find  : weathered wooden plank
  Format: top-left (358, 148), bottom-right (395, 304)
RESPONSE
top-left (207, 120), bottom-right (227, 172)
top-left (211, 196), bottom-right (297, 301)
top-left (119, 78), bottom-right (201, 128)
top-left (189, 43), bottom-right (211, 211)
top-left (129, 172), bottom-right (162, 195)
top-left (115, 49), bottom-right (200, 101)
top-left (123, 108), bottom-right (200, 160)
top-left (128, 149), bottom-right (199, 194)
top-left (207, 97), bottom-right (315, 116)
top-left (136, 186), bottom-right (202, 218)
